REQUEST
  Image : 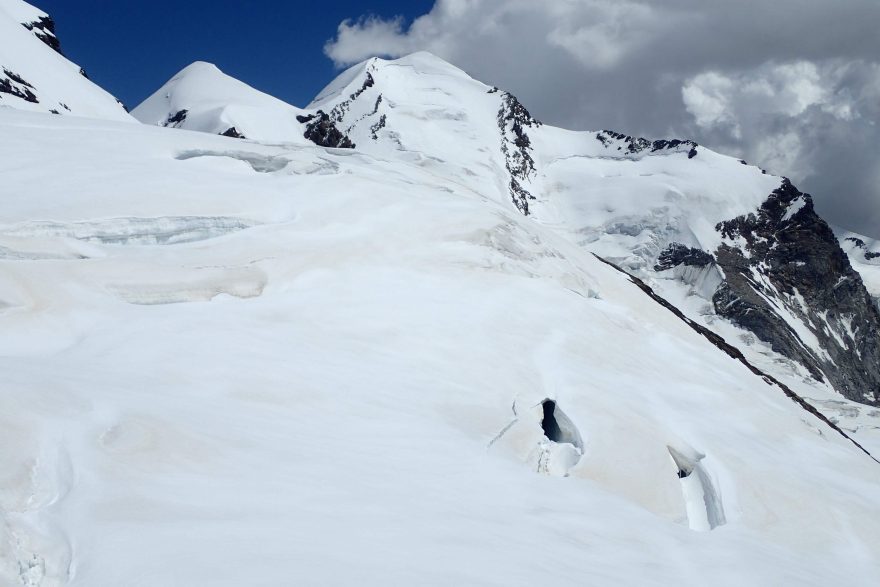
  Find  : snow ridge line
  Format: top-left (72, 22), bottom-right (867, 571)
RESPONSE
top-left (592, 253), bottom-right (880, 465)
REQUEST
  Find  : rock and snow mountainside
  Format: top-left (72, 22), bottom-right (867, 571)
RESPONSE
top-left (2, 9), bottom-right (880, 586)
top-left (0, 0), bottom-right (131, 120)
top-left (314, 54), bottom-right (880, 407)
top-left (143, 51), bottom-right (880, 408)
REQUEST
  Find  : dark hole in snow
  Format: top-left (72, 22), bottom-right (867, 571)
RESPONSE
top-left (538, 400), bottom-right (583, 449)
top-left (541, 400), bottom-right (563, 442)
top-left (677, 468), bottom-right (691, 479)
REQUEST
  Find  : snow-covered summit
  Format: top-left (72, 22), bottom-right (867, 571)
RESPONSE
top-left (132, 61), bottom-right (312, 143)
top-left (0, 0), bottom-right (131, 120)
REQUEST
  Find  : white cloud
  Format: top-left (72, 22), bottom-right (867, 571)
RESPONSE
top-left (681, 71), bottom-right (740, 136)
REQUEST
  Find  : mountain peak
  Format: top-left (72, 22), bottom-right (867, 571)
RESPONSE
top-left (173, 60), bottom-right (223, 77)
top-left (132, 61), bottom-right (309, 143)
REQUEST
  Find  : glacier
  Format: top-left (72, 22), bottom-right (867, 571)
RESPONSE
top-left (1, 2), bottom-right (879, 585)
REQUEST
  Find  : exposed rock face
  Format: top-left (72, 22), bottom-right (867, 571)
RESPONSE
top-left (164, 109), bottom-right (188, 128)
top-left (496, 91), bottom-right (541, 215)
top-left (297, 112), bottom-right (355, 149)
top-left (329, 71), bottom-right (375, 123)
top-left (220, 127), bottom-right (245, 139)
top-left (846, 237), bottom-right (880, 261)
top-left (369, 113), bottom-right (386, 140)
top-left (655, 243), bottom-right (714, 272)
top-left (0, 68), bottom-right (38, 103)
top-left (710, 179), bottom-right (880, 406)
top-left (596, 130), bottom-right (698, 159)
top-left (22, 15), bottom-right (61, 54)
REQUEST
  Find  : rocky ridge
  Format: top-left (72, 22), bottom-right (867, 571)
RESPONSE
top-left (657, 179), bottom-right (880, 405)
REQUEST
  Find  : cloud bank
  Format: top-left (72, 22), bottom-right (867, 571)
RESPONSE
top-left (325, 0), bottom-right (880, 237)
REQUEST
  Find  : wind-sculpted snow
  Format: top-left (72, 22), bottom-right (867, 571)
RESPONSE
top-left (2, 109), bottom-right (879, 585)
top-left (108, 266), bottom-right (267, 305)
top-left (667, 446), bottom-right (726, 531)
top-left (176, 150), bottom-right (292, 173)
top-left (1, 216), bottom-right (258, 245)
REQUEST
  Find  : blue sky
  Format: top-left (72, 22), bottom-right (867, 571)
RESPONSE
top-left (36, 0), bottom-right (433, 109)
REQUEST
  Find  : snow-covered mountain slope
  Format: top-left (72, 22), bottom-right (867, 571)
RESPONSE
top-left (2, 108), bottom-right (880, 586)
top-left (0, 0), bottom-right (131, 120)
top-left (254, 52), bottom-right (875, 408)
top-left (1, 0), bottom-right (59, 52)
top-left (132, 61), bottom-right (314, 142)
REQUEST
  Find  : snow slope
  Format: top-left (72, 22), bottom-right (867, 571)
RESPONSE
top-left (0, 0), bottom-right (131, 121)
top-left (1, 105), bottom-right (880, 585)
top-left (132, 61), bottom-right (310, 143)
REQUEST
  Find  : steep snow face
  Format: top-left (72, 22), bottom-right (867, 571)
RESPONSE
top-left (0, 0), bottom-right (131, 120)
top-left (132, 62), bottom-right (312, 144)
top-left (2, 109), bottom-right (880, 586)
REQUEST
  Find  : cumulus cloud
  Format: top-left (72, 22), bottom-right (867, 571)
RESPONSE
top-left (325, 0), bottom-right (880, 237)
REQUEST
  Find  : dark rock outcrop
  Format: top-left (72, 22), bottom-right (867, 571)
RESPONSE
top-left (846, 236), bottom-right (867, 248)
top-left (164, 109), bottom-right (188, 128)
top-left (328, 71), bottom-right (375, 123)
top-left (655, 243), bottom-right (714, 272)
top-left (596, 130), bottom-right (698, 159)
top-left (497, 91), bottom-right (541, 215)
top-left (712, 178), bottom-right (880, 406)
top-left (221, 127), bottom-right (245, 139)
top-left (845, 236), bottom-right (880, 261)
top-left (297, 112), bottom-right (355, 149)
top-left (369, 114), bottom-right (387, 140)
top-left (0, 68), bottom-right (38, 103)
top-left (22, 15), bottom-right (61, 54)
